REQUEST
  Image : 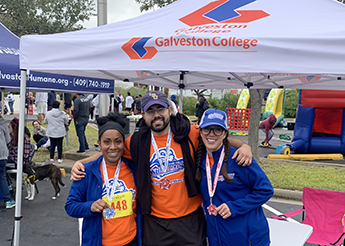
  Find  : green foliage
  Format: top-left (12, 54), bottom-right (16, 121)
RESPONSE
top-left (207, 92), bottom-right (239, 112)
top-left (0, 0), bottom-right (95, 36)
top-left (135, 0), bottom-right (176, 11)
top-left (182, 97), bottom-right (198, 115)
top-left (284, 89), bottom-right (299, 118)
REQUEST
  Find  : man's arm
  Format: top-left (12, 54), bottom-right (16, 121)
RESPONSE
top-left (70, 152), bottom-right (102, 181)
top-left (228, 137), bottom-right (252, 166)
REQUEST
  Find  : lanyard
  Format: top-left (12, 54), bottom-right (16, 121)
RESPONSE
top-left (206, 147), bottom-right (225, 203)
top-left (102, 158), bottom-right (121, 202)
top-left (151, 128), bottom-right (172, 175)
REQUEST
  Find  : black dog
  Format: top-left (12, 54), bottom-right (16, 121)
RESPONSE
top-left (23, 163), bottom-right (65, 200)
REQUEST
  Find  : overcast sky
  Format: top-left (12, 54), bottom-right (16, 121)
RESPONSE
top-left (82, 0), bottom-right (148, 28)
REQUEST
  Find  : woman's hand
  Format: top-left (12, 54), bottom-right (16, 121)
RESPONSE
top-left (90, 199), bottom-right (110, 213)
top-left (232, 144), bottom-right (252, 166)
top-left (216, 203), bottom-right (232, 219)
top-left (70, 161), bottom-right (86, 181)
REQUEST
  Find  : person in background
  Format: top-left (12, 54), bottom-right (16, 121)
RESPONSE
top-left (65, 113), bottom-right (140, 246)
top-left (0, 112), bottom-right (15, 209)
top-left (125, 92), bottom-right (134, 114)
top-left (64, 93), bottom-right (72, 118)
top-left (170, 94), bottom-right (179, 112)
top-left (25, 92), bottom-right (35, 114)
top-left (7, 118), bottom-right (32, 167)
top-left (110, 93), bottom-right (120, 113)
top-left (135, 94), bottom-right (142, 115)
top-left (44, 100), bottom-right (69, 163)
top-left (196, 95), bottom-right (209, 125)
top-left (32, 120), bottom-right (48, 150)
top-left (87, 94), bottom-right (95, 121)
top-left (132, 96), bottom-right (138, 114)
top-left (196, 108), bottom-right (274, 246)
top-left (35, 92), bottom-right (48, 124)
top-left (118, 91), bottom-right (124, 113)
top-left (70, 91), bottom-right (253, 246)
top-left (73, 93), bottom-right (90, 154)
top-left (5, 92), bottom-right (14, 115)
top-left (91, 94), bottom-right (99, 121)
top-left (47, 91), bottom-right (56, 111)
top-left (259, 114), bottom-right (277, 147)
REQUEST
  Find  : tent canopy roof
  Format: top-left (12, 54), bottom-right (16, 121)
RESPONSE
top-left (20, 0), bottom-right (345, 90)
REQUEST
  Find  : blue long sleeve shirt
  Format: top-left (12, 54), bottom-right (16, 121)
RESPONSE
top-left (199, 146), bottom-right (274, 246)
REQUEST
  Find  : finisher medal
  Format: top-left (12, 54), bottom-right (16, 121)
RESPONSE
top-left (103, 207), bottom-right (116, 219)
top-left (159, 178), bottom-right (171, 190)
top-left (207, 204), bottom-right (217, 216)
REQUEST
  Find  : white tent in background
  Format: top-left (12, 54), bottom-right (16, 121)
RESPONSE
top-left (16, 0), bottom-right (345, 245)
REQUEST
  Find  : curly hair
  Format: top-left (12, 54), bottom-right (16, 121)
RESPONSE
top-left (195, 131), bottom-right (232, 184)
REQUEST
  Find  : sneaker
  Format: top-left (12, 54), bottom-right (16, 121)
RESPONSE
top-left (6, 200), bottom-right (15, 209)
top-left (50, 159), bottom-right (55, 162)
top-left (76, 150), bottom-right (86, 154)
top-left (58, 159), bottom-right (63, 163)
top-left (85, 148), bottom-right (90, 152)
top-left (34, 145), bottom-right (38, 150)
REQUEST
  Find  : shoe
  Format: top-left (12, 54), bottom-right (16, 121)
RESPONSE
top-left (50, 159), bottom-right (55, 162)
top-left (6, 200), bottom-right (15, 209)
top-left (58, 159), bottom-right (63, 163)
top-left (85, 148), bottom-right (90, 152)
top-left (76, 150), bottom-right (85, 154)
top-left (34, 145), bottom-right (38, 150)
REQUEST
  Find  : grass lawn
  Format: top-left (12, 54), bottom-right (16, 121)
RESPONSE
top-left (27, 119), bottom-right (345, 193)
top-left (27, 121), bottom-right (98, 163)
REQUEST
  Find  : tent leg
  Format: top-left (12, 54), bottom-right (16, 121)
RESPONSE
top-left (13, 69), bottom-right (27, 246)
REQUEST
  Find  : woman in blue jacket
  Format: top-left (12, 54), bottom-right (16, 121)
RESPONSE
top-left (65, 113), bottom-right (141, 246)
top-left (196, 109), bottom-right (274, 246)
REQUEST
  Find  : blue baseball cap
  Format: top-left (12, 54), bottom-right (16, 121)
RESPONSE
top-left (142, 91), bottom-right (170, 112)
top-left (199, 108), bottom-right (228, 131)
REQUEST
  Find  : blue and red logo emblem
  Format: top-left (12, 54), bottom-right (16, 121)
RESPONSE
top-left (179, 0), bottom-right (269, 26)
top-left (121, 37), bottom-right (157, 60)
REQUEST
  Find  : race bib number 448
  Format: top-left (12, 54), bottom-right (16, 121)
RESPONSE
top-left (103, 191), bottom-right (133, 220)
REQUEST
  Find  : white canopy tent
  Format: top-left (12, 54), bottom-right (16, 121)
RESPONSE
top-left (16, 0), bottom-right (345, 245)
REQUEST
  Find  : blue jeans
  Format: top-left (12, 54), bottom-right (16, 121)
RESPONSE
top-left (75, 120), bottom-right (89, 151)
top-left (0, 159), bottom-right (12, 202)
top-left (8, 101), bottom-right (14, 113)
top-left (36, 136), bottom-right (48, 148)
top-left (261, 129), bottom-right (274, 141)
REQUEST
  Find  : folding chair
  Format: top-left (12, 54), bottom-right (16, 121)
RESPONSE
top-left (271, 187), bottom-right (345, 246)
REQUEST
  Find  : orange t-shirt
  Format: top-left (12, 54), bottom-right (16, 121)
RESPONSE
top-left (124, 124), bottom-right (202, 219)
top-left (101, 160), bottom-right (137, 246)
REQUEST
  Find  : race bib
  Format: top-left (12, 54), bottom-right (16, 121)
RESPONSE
top-left (102, 191), bottom-right (133, 220)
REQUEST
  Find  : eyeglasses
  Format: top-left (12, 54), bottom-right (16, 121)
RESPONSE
top-left (200, 127), bottom-right (224, 136)
top-left (145, 107), bottom-right (167, 116)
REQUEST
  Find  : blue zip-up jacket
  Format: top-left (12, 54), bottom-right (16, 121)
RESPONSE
top-left (199, 146), bottom-right (274, 246)
top-left (65, 155), bottom-right (142, 246)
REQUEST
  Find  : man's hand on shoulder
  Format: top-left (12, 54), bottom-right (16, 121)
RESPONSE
top-left (232, 144), bottom-right (252, 166)
top-left (71, 161), bottom-right (86, 181)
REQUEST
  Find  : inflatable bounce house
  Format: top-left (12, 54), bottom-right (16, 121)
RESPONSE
top-left (236, 89), bottom-right (250, 109)
top-left (288, 89), bottom-right (345, 154)
top-left (261, 88), bottom-right (286, 127)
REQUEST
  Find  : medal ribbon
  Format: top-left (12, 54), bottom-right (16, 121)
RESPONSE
top-left (151, 128), bottom-right (172, 175)
top-left (102, 158), bottom-right (121, 202)
top-left (206, 147), bottom-right (225, 203)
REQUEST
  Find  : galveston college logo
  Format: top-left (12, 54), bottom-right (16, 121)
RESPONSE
top-left (179, 0), bottom-right (269, 26)
top-left (121, 37), bottom-right (157, 60)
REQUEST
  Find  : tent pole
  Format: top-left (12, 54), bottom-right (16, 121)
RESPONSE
top-left (179, 89), bottom-right (183, 114)
top-left (13, 69), bottom-right (27, 246)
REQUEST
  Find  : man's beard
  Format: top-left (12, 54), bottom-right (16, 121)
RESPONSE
top-left (149, 116), bottom-right (170, 133)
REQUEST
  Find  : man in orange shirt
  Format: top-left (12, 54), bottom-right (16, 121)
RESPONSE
top-left (71, 91), bottom-right (252, 246)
